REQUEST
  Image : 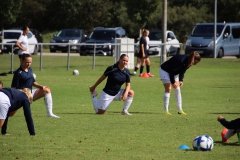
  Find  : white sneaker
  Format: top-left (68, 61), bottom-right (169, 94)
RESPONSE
top-left (121, 110), bottom-right (132, 115)
top-left (47, 113), bottom-right (60, 118)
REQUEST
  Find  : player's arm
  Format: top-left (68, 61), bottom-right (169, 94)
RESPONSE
top-left (22, 100), bottom-right (35, 135)
top-left (33, 82), bottom-right (44, 89)
top-left (15, 37), bottom-right (27, 51)
top-left (90, 75), bottom-right (106, 93)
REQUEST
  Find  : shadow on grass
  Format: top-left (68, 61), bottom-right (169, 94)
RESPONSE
top-left (209, 112), bottom-right (240, 114)
top-left (214, 140), bottom-right (240, 146)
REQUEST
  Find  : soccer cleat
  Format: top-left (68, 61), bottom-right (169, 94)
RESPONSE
top-left (147, 73), bottom-right (154, 77)
top-left (221, 128), bottom-right (229, 142)
top-left (165, 111), bottom-right (171, 115)
top-left (47, 113), bottom-right (60, 118)
top-left (121, 110), bottom-right (132, 115)
top-left (178, 110), bottom-right (187, 115)
top-left (139, 74), bottom-right (143, 77)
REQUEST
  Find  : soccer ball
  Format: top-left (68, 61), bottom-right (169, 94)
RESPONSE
top-left (33, 73), bottom-right (36, 80)
top-left (73, 70), bottom-right (79, 75)
top-left (192, 135), bottom-right (214, 151)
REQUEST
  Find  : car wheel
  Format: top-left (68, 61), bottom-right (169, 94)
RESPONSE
top-left (50, 49), bottom-right (56, 53)
top-left (218, 49), bottom-right (224, 58)
top-left (32, 45), bottom-right (38, 55)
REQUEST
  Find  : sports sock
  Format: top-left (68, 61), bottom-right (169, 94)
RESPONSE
top-left (134, 67), bottom-right (139, 72)
top-left (164, 92), bottom-right (170, 111)
top-left (174, 87), bottom-right (182, 111)
top-left (146, 65), bottom-right (150, 73)
top-left (91, 97), bottom-right (99, 113)
top-left (44, 93), bottom-right (60, 118)
top-left (140, 66), bottom-right (144, 74)
top-left (225, 129), bottom-right (236, 139)
top-left (123, 97), bottom-right (133, 111)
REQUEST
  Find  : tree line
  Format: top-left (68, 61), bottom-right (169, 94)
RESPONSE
top-left (1, 0), bottom-right (240, 42)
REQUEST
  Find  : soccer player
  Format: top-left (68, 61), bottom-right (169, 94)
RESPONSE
top-left (89, 54), bottom-right (134, 115)
top-left (217, 115), bottom-right (240, 142)
top-left (15, 26), bottom-right (30, 59)
top-left (160, 51), bottom-right (201, 115)
top-left (0, 88), bottom-right (35, 135)
top-left (11, 54), bottom-right (60, 118)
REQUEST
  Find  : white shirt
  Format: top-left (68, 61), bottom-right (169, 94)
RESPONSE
top-left (17, 34), bottom-right (29, 55)
top-left (146, 36), bottom-right (149, 50)
top-left (0, 92), bottom-right (11, 120)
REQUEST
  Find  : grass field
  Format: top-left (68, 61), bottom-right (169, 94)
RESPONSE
top-left (0, 54), bottom-right (240, 160)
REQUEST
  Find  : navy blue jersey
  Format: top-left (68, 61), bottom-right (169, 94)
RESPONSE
top-left (139, 37), bottom-right (148, 58)
top-left (11, 67), bottom-right (35, 90)
top-left (103, 64), bottom-right (131, 96)
top-left (161, 54), bottom-right (189, 84)
top-left (0, 88), bottom-right (35, 135)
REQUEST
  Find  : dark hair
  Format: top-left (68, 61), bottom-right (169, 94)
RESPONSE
top-left (21, 54), bottom-right (31, 61)
top-left (187, 51), bottom-right (201, 67)
top-left (21, 26), bottom-right (29, 31)
top-left (115, 54), bottom-right (129, 65)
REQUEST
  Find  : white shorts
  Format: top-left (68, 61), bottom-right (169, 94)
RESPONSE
top-left (159, 68), bottom-right (179, 84)
top-left (32, 89), bottom-right (37, 97)
top-left (0, 92), bottom-right (11, 120)
top-left (98, 89), bottom-right (125, 110)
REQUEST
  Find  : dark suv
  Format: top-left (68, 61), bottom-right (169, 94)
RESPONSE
top-left (80, 27), bottom-right (126, 56)
top-left (50, 29), bottom-right (87, 52)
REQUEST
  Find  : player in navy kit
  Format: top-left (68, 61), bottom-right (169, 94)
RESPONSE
top-left (11, 54), bottom-right (60, 118)
top-left (160, 51), bottom-right (201, 115)
top-left (0, 88), bottom-right (35, 135)
top-left (89, 54), bottom-right (134, 115)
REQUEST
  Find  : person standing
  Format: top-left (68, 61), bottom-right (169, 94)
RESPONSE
top-left (0, 88), bottom-right (35, 135)
top-left (15, 26), bottom-right (30, 59)
top-left (89, 54), bottom-right (134, 115)
top-left (11, 54), bottom-right (60, 118)
top-left (160, 51), bottom-right (201, 115)
top-left (139, 29), bottom-right (154, 77)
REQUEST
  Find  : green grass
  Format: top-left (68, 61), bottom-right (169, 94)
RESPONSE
top-left (0, 55), bottom-right (240, 160)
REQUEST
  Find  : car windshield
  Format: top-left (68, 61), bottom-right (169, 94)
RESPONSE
top-left (89, 30), bottom-right (115, 40)
top-left (191, 25), bottom-right (225, 37)
top-left (149, 31), bottom-right (162, 40)
top-left (57, 30), bottom-right (81, 37)
top-left (4, 32), bottom-right (21, 39)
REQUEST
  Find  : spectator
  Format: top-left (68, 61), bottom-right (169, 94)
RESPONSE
top-left (15, 26), bottom-right (30, 59)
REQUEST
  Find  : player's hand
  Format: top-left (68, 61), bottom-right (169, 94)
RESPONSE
top-left (179, 81), bottom-right (183, 87)
top-left (172, 82), bottom-right (179, 89)
top-left (217, 115), bottom-right (224, 121)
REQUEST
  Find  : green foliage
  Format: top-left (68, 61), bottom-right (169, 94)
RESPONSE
top-left (0, 55), bottom-right (240, 159)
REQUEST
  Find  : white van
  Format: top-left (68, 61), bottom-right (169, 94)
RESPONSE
top-left (185, 23), bottom-right (240, 58)
top-left (1, 29), bottom-right (38, 55)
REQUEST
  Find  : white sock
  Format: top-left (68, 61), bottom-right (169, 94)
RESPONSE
top-left (123, 97), bottom-right (133, 112)
top-left (164, 92), bottom-right (170, 111)
top-left (225, 129), bottom-right (236, 139)
top-left (91, 97), bottom-right (99, 113)
top-left (44, 93), bottom-right (53, 115)
top-left (174, 87), bottom-right (182, 111)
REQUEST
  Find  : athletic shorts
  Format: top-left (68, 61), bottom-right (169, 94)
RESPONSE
top-left (98, 89), bottom-right (125, 111)
top-left (0, 92), bottom-right (11, 120)
top-left (159, 67), bottom-right (179, 84)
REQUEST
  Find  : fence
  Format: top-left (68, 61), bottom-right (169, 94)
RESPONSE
top-left (0, 42), bottom-right (183, 73)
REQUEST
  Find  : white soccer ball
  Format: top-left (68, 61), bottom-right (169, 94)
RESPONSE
top-left (33, 73), bottom-right (36, 80)
top-left (192, 135), bottom-right (214, 151)
top-left (73, 70), bottom-right (79, 76)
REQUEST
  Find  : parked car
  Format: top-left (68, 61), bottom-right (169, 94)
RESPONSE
top-left (136, 30), bottom-right (180, 57)
top-left (50, 29), bottom-right (87, 52)
top-left (185, 23), bottom-right (240, 58)
top-left (80, 27), bottom-right (127, 56)
top-left (30, 29), bottom-right (43, 52)
top-left (0, 29), bottom-right (38, 55)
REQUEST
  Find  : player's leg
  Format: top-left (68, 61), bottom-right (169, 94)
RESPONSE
top-left (222, 128), bottom-right (236, 142)
top-left (97, 91), bottom-right (114, 114)
top-left (33, 88), bottom-right (60, 118)
top-left (145, 58), bottom-right (154, 77)
top-left (139, 58), bottom-right (146, 77)
top-left (114, 89), bottom-right (134, 115)
top-left (90, 90), bottom-right (99, 113)
top-left (132, 57), bottom-right (141, 75)
top-left (160, 68), bottom-right (171, 115)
